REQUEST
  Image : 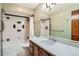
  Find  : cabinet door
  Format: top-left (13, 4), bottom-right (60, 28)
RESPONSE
top-left (39, 48), bottom-right (48, 56)
top-left (29, 41), bottom-right (34, 55)
top-left (34, 44), bottom-right (38, 56)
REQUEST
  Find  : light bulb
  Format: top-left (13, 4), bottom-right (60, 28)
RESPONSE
top-left (42, 4), bottom-right (46, 10)
top-left (45, 8), bottom-right (49, 11)
top-left (50, 3), bottom-right (56, 9)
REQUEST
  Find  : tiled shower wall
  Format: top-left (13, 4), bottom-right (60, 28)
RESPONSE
top-left (2, 3), bottom-right (33, 42)
top-left (34, 4), bottom-right (49, 37)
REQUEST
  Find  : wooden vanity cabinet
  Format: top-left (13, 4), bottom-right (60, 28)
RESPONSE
top-left (34, 44), bottom-right (39, 56)
top-left (30, 40), bottom-right (55, 56)
top-left (39, 47), bottom-right (49, 56)
top-left (39, 47), bottom-right (54, 56)
top-left (29, 41), bottom-right (34, 55)
top-left (30, 41), bottom-right (39, 56)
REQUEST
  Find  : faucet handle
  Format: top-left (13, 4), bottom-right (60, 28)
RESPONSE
top-left (52, 39), bottom-right (56, 42)
top-left (54, 40), bottom-right (56, 42)
top-left (52, 38), bottom-right (54, 41)
top-left (49, 37), bottom-right (51, 40)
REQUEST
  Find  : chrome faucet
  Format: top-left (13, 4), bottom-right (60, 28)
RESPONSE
top-left (49, 38), bottom-right (56, 42)
top-left (52, 39), bottom-right (56, 42)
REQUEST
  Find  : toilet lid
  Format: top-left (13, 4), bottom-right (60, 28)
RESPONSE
top-left (22, 43), bottom-right (29, 47)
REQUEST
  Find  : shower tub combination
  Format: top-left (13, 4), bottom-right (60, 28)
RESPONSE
top-left (3, 39), bottom-right (25, 56)
top-left (1, 12), bottom-right (30, 56)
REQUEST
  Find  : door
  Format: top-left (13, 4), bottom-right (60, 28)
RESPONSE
top-left (72, 10), bottom-right (79, 41)
top-left (40, 19), bottom-right (49, 37)
top-left (72, 20), bottom-right (79, 41)
top-left (3, 14), bottom-right (27, 56)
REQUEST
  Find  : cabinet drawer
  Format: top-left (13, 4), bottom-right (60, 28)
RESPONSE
top-left (30, 40), bottom-right (55, 56)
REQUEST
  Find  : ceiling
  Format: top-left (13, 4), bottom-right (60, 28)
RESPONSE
top-left (12, 3), bottom-right (72, 15)
top-left (14, 3), bottom-right (40, 9)
top-left (41, 3), bottom-right (71, 15)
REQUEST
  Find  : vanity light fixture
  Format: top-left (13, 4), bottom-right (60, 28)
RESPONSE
top-left (42, 3), bottom-right (56, 11)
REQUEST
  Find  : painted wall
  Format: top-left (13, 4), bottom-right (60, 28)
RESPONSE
top-left (34, 4), bottom-right (49, 36)
top-left (50, 3), bottom-right (79, 39)
top-left (2, 3), bottom-right (34, 16)
top-left (0, 3), bottom-right (2, 33)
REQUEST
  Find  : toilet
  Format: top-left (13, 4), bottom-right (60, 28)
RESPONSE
top-left (22, 43), bottom-right (30, 48)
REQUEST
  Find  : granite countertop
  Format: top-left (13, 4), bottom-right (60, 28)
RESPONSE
top-left (30, 36), bottom-right (79, 56)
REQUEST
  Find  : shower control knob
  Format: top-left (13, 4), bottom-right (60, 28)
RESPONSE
top-left (6, 39), bottom-right (10, 41)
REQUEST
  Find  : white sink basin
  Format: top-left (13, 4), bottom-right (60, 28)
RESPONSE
top-left (31, 37), bottom-right (79, 55)
top-left (41, 40), bottom-right (55, 46)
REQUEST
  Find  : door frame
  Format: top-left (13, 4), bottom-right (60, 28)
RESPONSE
top-left (1, 9), bottom-right (4, 56)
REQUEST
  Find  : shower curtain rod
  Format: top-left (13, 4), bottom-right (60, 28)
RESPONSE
top-left (4, 13), bottom-right (29, 18)
top-left (2, 8), bottom-right (30, 18)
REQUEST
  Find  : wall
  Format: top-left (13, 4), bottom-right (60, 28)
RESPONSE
top-left (50, 3), bottom-right (79, 39)
top-left (0, 3), bottom-right (2, 56)
top-left (3, 3), bottom-right (79, 40)
top-left (25, 18), bottom-right (30, 42)
top-left (2, 3), bottom-right (34, 16)
top-left (34, 4), bottom-right (49, 36)
top-left (2, 3), bottom-right (33, 42)
top-left (30, 17), bottom-right (34, 38)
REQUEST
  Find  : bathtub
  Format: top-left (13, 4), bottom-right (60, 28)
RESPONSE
top-left (3, 39), bottom-right (26, 56)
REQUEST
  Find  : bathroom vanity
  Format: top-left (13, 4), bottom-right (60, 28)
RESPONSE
top-left (29, 37), bottom-right (79, 56)
top-left (30, 40), bottom-right (54, 56)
